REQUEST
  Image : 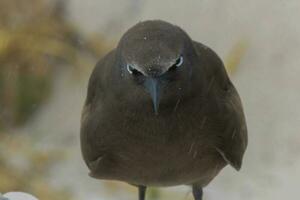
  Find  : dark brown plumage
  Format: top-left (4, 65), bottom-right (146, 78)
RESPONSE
top-left (80, 20), bottom-right (247, 200)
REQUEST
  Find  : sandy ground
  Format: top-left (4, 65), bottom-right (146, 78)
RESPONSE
top-left (21, 0), bottom-right (300, 199)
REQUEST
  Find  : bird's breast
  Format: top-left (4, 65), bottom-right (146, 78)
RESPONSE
top-left (88, 101), bottom-right (226, 186)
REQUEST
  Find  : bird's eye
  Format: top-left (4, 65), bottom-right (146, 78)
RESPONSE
top-left (175, 56), bottom-right (184, 67)
top-left (127, 64), bottom-right (143, 76)
top-left (168, 56), bottom-right (184, 72)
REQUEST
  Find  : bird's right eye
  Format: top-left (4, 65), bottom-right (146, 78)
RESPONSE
top-left (127, 64), bottom-right (143, 76)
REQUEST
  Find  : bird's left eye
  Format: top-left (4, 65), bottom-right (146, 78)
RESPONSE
top-left (175, 56), bottom-right (184, 67)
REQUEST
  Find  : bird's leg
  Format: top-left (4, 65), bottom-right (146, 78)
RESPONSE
top-left (138, 185), bottom-right (147, 200)
top-left (192, 185), bottom-right (203, 200)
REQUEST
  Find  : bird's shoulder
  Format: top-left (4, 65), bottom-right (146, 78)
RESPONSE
top-left (84, 49), bottom-right (117, 106)
top-left (192, 41), bottom-right (230, 92)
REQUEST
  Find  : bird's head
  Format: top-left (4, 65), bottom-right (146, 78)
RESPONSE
top-left (116, 20), bottom-right (198, 115)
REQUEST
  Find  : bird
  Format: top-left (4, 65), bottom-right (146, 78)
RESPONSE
top-left (80, 20), bottom-right (247, 200)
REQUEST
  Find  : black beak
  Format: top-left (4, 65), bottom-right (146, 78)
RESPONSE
top-left (144, 78), bottom-right (161, 115)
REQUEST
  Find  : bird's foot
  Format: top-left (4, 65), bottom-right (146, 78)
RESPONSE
top-left (138, 185), bottom-right (147, 200)
top-left (192, 185), bottom-right (203, 200)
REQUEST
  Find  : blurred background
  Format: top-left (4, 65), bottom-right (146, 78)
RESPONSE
top-left (0, 0), bottom-right (299, 200)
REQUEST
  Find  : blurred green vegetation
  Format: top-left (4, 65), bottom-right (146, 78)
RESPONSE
top-left (0, 0), bottom-right (107, 130)
top-left (225, 39), bottom-right (248, 75)
top-left (0, 0), bottom-right (109, 199)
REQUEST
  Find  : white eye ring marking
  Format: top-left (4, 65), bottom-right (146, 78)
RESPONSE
top-left (127, 64), bottom-right (134, 74)
top-left (126, 64), bottom-right (143, 76)
top-left (175, 56), bottom-right (184, 67)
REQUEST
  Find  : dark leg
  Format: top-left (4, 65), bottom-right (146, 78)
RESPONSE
top-left (138, 185), bottom-right (147, 200)
top-left (192, 185), bottom-right (203, 200)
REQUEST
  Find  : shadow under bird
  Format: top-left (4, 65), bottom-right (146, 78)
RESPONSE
top-left (80, 20), bottom-right (248, 200)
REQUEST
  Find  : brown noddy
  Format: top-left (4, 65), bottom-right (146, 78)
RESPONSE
top-left (80, 20), bottom-right (248, 200)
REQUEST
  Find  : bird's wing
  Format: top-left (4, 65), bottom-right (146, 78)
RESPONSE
top-left (80, 50), bottom-right (116, 169)
top-left (216, 85), bottom-right (248, 171)
top-left (193, 41), bottom-right (248, 170)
